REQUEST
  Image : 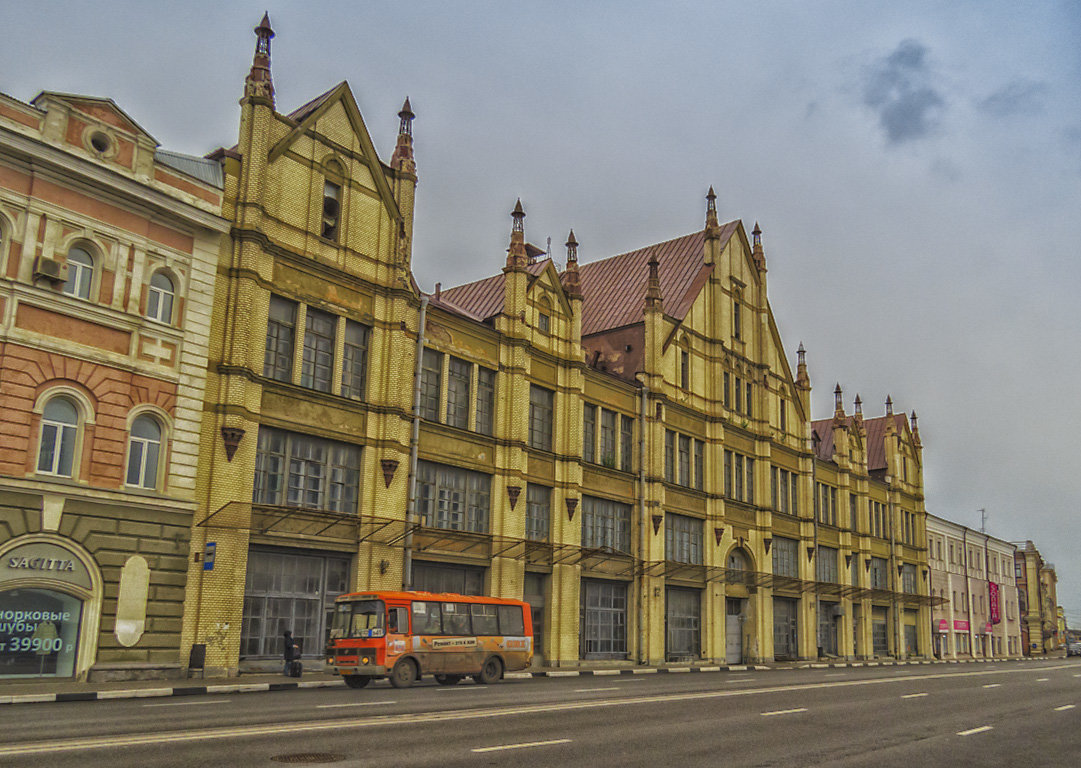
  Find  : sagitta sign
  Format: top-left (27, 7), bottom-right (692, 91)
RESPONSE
top-left (0, 542), bottom-right (91, 590)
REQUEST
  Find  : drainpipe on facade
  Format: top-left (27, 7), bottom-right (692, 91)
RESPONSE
top-left (637, 382), bottom-right (650, 665)
top-left (402, 294), bottom-right (429, 590)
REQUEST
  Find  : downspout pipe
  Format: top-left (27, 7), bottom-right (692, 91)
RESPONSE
top-left (403, 294), bottom-right (429, 589)
top-left (638, 383), bottom-right (650, 665)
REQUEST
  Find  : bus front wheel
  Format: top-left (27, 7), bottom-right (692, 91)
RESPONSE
top-left (343, 675), bottom-right (371, 689)
top-left (475, 656), bottom-right (502, 685)
top-left (390, 659), bottom-right (417, 689)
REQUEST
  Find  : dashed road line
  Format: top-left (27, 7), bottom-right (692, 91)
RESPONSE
top-left (957, 726), bottom-right (993, 736)
top-left (901, 693), bottom-right (928, 699)
top-left (472, 739), bottom-right (571, 753)
top-left (1037, 678), bottom-right (1049, 682)
top-left (762, 707), bottom-right (807, 717)
top-left (316, 701), bottom-right (394, 709)
top-left (1054, 705), bottom-right (1075, 711)
top-left (574, 687), bottom-right (621, 693)
top-left (142, 700), bottom-right (228, 708)
top-left (982, 684), bottom-right (1001, 689)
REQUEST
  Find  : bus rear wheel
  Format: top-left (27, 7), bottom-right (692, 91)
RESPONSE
top-left (475, 656), bottom-right (502, 685)
top-left (343, 675), bottom-right (372, 689)
top-left (434, 674), bottom-right (462, 686)
top-left (389, 659), bottom-right (417, 689)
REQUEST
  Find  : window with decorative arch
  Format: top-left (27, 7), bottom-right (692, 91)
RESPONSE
top-left (727, 547), bottom-right (752, 572)
top-left (146, 270), bottom-right (176, 324)
top-left (63, 243), bottom-right (96, 300)
top-left (321, 158), bottom-right (345, 242)
top-left (37, 395), bottom-right (83, 477)
top-left (125, 412), bottom-right (166, 489)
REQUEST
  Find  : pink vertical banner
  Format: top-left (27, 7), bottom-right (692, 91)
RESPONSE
top-left (989, 581), bottom-right (1001, 625)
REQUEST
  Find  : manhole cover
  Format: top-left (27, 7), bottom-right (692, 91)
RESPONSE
top-left (270, 754), bottom-right (346, 765)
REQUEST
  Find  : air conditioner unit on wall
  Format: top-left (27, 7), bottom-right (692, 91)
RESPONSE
top-left (33, 257), bottom-right (68, 283)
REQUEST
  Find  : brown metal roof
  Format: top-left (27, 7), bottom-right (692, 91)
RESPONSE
top-left (812, 413), bottom-right (908, 470)
top-left (437, 258), bottom-right (551, 321)
top-left (286, 83), bottom-right (344, 123)
top-left (578, 224), bottom-right (737, 336)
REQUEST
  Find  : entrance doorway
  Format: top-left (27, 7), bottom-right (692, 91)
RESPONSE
top-left (725, 597), bottom-right (744, 664)
top-left (665, 587), bottom-right (701, 661)
top-left (773, 597), bottom-right (798, 660)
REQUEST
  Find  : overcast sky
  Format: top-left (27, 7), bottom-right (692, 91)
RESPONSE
top-left (4, 2), bottom-right (1079, 623)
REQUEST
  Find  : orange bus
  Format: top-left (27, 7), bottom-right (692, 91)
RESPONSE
top-left (326, 590), bottom-right (533, 689)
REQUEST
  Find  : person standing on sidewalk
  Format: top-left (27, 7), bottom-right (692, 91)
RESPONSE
top-left (283, 631), bottom-right (299, 676)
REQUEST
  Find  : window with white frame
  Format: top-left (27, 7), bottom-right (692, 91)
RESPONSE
top-left (37, 396), bottom-right (80, 477)
top-left (419, 349), bottom-right (443, 421)
top-left (446, 356), bottom-right (471, 429)
top-left (475, 366), bottom-right (495, 436)
top-left (253, 427), bottom-right (361, 514)
top-left (525, 483), bottom-right (550, 542)
top-left (301, 308), bottom-right (336, 392)
top-left (772, 536), bottom-right (799, 577)
top-left (665, 514), bottom-right (703, 564)
top-left (724, 449), bottom-right (755, 503)
top-left (264, 295), bottom-right (297, 382)
top-left (63, 246), bottom-right (94, 299)
top-left (816, 545), bottom-right (839, 583)
top-left (146, 271), bottom-right (175, 324)
top-left (416, 460), bottom-right (490, 533)
top-left (770, 466), bottom-right (799, 515)
top-left (340, 320), bottom-right (370, 400)
top-left (126, 414), bottom-right (163, 489)
top-left (581, 495), bottom-right (632, 553)
top-left (528, 385), bottom-right (554, 452)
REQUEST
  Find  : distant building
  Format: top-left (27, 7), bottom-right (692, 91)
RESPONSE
top-left (925, 516), bottom-right (1021, 659)
top-left (0, 89), bottom-right (227, 680)
top-left (1015, 541), bottom-right (1059, 655)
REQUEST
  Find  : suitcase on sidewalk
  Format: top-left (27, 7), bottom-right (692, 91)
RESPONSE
top-left (288, 659), bottom-right (303, 678)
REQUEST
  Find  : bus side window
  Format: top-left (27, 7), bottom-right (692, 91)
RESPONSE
top-left (498, 605), bottom-right (525, 636)
top-left (412, 601), bottom-right (442, 634)
top-left (442, 603), bottom-right (472, 635)
top-left (471, 604), bottom-right (498, 635)
top-left (387, 607), bottom-right (404, 633)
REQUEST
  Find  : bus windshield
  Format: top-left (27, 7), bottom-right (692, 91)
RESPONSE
top-left (330, 600), bottom-right (385, 639)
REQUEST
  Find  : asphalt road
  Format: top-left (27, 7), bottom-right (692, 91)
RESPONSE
top-left (1, 659), bottom-right (1078, 767)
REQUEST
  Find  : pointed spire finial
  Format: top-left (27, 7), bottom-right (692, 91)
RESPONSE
top-left (854, 394), bottom-right (863, 415)
top-left (795, 342), bottom-right (810, 390)
top-left (563, 229), bottom-right (582, 298)
top-left (704, 185), bottom-right (720, 239)
top-left (911, 410), bottom-right (921, 445)
top-left (511, 198), bottom-right (525, 232)
top-left (245, 13), bottom-right (276, 105)
top-left (398, 97), bottom-right (414, 136)
top-left (391, 97), bottom-right (417, 172)
top-left (505, 199), bottom-right (527, 269)
top-left (833, 383), bottom-right (846, 423)
top-left (885, 395), bottom-right (893, 415)
top-left (565, 229), bottom-right (578, 262)
top-left (644, 253), bottom-right (663, 309)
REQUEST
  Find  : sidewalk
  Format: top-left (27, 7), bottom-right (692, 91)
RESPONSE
top-left (0, 655), bottom-right (1043, 705)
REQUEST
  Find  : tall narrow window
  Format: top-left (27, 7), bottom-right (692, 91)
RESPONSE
top-left (680, 350), bottom-right (689, 389)
top-left (745, 457), bottom-right (755, 503)
top-left (37, 397), bottom-right (79, 477)
top-left (599, 409), bottom-right (617, 467)
top-left (341, 320), bottom-right (370, 399)
top-left (723, 450), bottom-right (732, 497)
top-left (745, 382), bottom-right (753, 418)
top-left (126, 414), bottom-right (162, 489)
top-left (322, 181), bottom-right (341, 241)
top-left (264, 295), bottom-right (297, 382)
top-left (583, 404), bottom-right (597, 463)
top-left (678, 434), bottom-right (690, 486)
top-left (693, 439), bottom-right (704, 491)
top-left (528, 385), bottom-right (554, 451)
top-left (446, 357), bottom-right (471, 429)
top-left (734, 454), bottom-right (744, 500)
top-left (733, 298), bottom-right (742, 340)
top-left (475, 366), bottom-right (495, 435)
top-left (734, 378), bottom-right (743, 415)
top-left (525, 484), bottom-right (551, 542)
top-left (723, 372), bottom-right (731, 408)
top-left (665, 430), bottom-right (676, 483)
top-left (301, 308), bottom-right (335, 392)
top-left (779, 398), bottom-right (787, 432)
top-left (63, 246), bottom-right (94, 299)
top-left (620, 415), bottom-right (634, 473)
top-left (419, 349), bottom-right (442, 421)
top-left (146, 272), bottom-right (175, 324)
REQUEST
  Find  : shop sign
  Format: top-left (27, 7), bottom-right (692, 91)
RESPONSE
top-left (204, 542), bottom-right (216, 572)
top-left (988, 582), bottom-right (1001, 624)
top-left (0, 588), bottom-right (82, 677)
top-left (954, 620), bottom-right (970, 631)
top-left (985, 622), bottom-right (992, 634)
top-left (0, 542), bottom-right (90, 590)
top-left (938, 619), bottom-right (949, 632)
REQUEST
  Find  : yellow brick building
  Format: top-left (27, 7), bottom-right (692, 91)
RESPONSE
top-left (182, 17), bottom-right (933, 674)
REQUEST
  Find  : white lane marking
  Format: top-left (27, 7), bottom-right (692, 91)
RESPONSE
top-left (1054, 705), bottom-right (1076, 711)
top-left (1037, 678), bottom-right (1049, 682)
top-left (982, 684), bottom-right (1001, 688)
top-left (6, 663), bottom-right (1076, 757)
top-left (472, 739), bottom-right (571, 753)
top-left (575, 687), bottom-right (620, 693)
top-left (316, 701), bottom-right (394, 709)
top-left (143, 700), bottom-right (229, 708)
top-left (1074, 674), bottom-right (1081, 678)
top-left (824, 673), bottom-right (848, 678)
top-left (901, 693), bottom-right (929, 699)
top-left (762, 707), bottom-right (807, 717)
top-left (957, 726), bottom-right (993, 736)
top-left (437, 687), bottom-right (486, 692)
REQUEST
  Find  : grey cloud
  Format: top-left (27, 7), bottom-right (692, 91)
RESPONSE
top-left (861, 39), bottom-right (946, 144)
top-left (977, 79), bottom-right (1047, 117)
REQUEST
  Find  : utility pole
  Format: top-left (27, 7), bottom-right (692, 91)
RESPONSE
top-left (979, 508), bottom-right (987, 534)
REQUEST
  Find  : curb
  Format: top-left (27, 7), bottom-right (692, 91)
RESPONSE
top-left (0, 655), bottom-right (1050, 706)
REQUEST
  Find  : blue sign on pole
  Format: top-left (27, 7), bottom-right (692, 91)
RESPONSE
top-left (204, 542), bottom-right (216, 571)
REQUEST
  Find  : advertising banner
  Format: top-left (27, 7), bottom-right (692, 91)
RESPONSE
top-left (954, 620), bottom-right (970, 631)
top-left (938, 619), bottom-right (949, 632)
top-left (988, 581), bottom-right (1001, 624)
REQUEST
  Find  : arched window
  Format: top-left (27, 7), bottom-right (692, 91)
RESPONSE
top-left (146, 272), bottom-right (175, 324)
top-left (63, 247), bottom-right (94, 299)
top-left (126, 415), bottom-right (162, 489)
top-left (38, 397), bottom-right (80, 476)
top-left (728, 548), bottom-right (750, 572)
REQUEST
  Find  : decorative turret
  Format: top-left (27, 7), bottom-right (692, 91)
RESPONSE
top-left (910, 410), bottom-right (921, 447)
top-left (833, 383), bottom-right (846, 425)
top-left (795, 342), bottom-right (810, 391)
top-left (391, 97), bottom-right (416, 174)
top-left (244, 13), bottom-right (275, 106)
top-left (563, 229), bottom-right (582, 299)
top-left (704, 186), bottom-right (721, 240)
top-left (644, 253), bottom-right (663, 310)
top-left (853, 393), bottom-right (864, 428)
top-left (885, 395), bottom-right (894, 416)
top-left (505, 198), bottom-right (527, 270)
top-left (751, 221), bottom-right (767, 272)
